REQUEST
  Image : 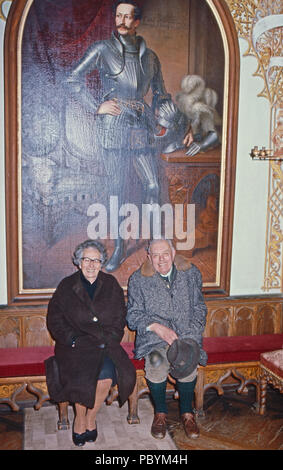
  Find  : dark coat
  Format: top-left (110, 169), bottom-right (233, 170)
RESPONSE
top-left (46, 270), bottom-right (136, 409)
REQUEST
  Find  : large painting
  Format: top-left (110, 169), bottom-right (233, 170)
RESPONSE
top-left (5, 0), bottom-right (239, 301)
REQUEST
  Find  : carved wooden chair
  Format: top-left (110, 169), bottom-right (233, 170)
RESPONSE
top-left (259, 349), bottom-right (283, 415)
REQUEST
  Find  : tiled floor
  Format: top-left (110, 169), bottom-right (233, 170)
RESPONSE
top-left (24, 398), bottom-right (177, 451)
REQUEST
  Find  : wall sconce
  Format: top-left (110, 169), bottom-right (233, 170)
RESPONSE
top-left (250, 146), bottom-right (282, 161)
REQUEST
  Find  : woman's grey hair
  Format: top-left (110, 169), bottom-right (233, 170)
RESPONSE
top-left (147, 238), bottom-right (174, 254)
top-left (72, 240), bottom-right (108, 267)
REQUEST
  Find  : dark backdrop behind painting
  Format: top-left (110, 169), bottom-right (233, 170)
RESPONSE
top-left (21, 0), bottom-right (224, 290)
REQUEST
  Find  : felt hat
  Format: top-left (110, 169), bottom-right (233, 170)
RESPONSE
top-left (166, 338), bottom-right (200, 379)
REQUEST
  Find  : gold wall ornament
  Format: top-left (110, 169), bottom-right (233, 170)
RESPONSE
top-left (262, 159), bottom-right (283, 291)
top-left (225, 0), bottom-right (283, 104)
top-left (263, 105), bottom-right (283, 291)
top-left (225, 0), bottom-right (283, 291)
top-left (0, 0), bottom-right (13, 22)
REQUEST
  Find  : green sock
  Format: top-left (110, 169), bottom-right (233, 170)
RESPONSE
top-left (146, 379), bottom-right (168, 414)
top-left (176, 378), bottom-right (197, 415)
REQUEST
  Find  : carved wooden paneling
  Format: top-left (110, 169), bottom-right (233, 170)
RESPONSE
top-left (205, 297), bottom-right (282, 338)
top-left (0, 297), bottom-right (282, 347)
top-left (233, 307), bottom-right (255, 336)
top-left (204, 308), bottom-right (232, 337)
top-left (0, 316), bottom-right (20, 347)
top-left (24, 316), bottom-right (53, 346)
top-left (256, 304), bottom-right (279, 335)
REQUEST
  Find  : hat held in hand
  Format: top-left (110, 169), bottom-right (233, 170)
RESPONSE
top-left (167, 338), bottom-right (200, 379)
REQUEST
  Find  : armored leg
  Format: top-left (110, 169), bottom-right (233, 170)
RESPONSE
top-left (103, 148), bottom-right (127, 272)
top-left (133, 151), bottom-right (160, 205)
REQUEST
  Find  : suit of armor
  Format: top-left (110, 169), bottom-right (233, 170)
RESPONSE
top-left (66, 32), bottom-right (171, 270)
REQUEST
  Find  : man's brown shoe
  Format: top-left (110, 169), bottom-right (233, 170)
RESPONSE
top-left (151, 412), bottom-right (167, 439)
top-left (181, 413), bottom-right (199, 439)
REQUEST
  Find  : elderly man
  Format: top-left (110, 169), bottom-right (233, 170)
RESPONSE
top-left (127, 239), bottom-right (207, 439)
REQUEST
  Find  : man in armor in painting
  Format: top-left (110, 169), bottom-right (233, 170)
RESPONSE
top-left (65, 1), bottom-right (193, 272)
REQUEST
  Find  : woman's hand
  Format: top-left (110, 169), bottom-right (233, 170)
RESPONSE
top-left (149, 323), bottom-right (178, 345)
top-left (97, 100), bottom-right (121, 116)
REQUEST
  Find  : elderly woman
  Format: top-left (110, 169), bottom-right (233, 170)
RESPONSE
top-left (46, 239), bottom-right (136, 446)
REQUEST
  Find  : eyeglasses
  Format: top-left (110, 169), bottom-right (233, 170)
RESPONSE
top-left (81, 257), bottom-right (102, 265)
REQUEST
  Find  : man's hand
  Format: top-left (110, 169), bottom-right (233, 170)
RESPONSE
top-left (149, 323), bottom-right (178, 345)
top-left (97, 100), bottom-right (121, 116)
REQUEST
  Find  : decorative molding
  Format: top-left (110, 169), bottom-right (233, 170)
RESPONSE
top-left (224, 0), bottom-right (283, 292)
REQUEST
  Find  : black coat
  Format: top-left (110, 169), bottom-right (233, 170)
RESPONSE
top-left (45, 270), bottom-right (136, 408)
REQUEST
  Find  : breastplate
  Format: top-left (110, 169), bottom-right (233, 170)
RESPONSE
top-left (108, 52), bottom-right (144, 101)
top-left (101, 38), bottom-right (154, 102)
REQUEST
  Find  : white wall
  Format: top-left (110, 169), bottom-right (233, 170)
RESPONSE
top-left (0, 12), bottom-right (279, 304)
top-left (229, 38), bottom-right (274, 296)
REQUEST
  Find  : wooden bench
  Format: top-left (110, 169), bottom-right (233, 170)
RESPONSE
top-left (122, 333), bottom-right (283, 420)
top-left (0, 344), bottom-right (144, 428)
top-left (195, 334), bottom-right (283, 415)
top-left (0, 344), bottom-right (142, 429)
top-left (0, 346), bottom-right (53, 410)
top-left (1, 333), bottom-right (282, 426)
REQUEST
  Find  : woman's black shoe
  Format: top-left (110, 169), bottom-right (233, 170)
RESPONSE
top-left (72, 430), bottom-right (87, 447)
top-left (85, 427), bottom-right (98, 443)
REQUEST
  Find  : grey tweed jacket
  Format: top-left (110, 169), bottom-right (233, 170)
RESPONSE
top-left (126, 255), bottom-right (208, 365)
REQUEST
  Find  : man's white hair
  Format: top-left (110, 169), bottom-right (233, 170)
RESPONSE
top-left (147, 238), bottom-right (174, 253)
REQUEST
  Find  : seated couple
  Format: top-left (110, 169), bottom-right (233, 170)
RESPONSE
top-left (46, 238), bottom-right (207, 446)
